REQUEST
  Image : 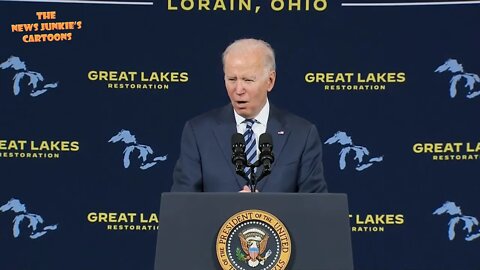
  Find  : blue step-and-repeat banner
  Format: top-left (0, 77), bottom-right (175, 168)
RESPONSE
top-left (1, 1), bottom-right (479, 269)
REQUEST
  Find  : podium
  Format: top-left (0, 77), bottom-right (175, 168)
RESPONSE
top-left (154, 193), bottom-right (353, 270)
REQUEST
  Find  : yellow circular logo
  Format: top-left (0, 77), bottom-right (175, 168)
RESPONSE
top-left (216, 209), bottom-right (291, 270)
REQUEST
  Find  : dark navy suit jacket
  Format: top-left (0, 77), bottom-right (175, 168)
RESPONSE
top-left (171, 104), bottom-right (327, 192)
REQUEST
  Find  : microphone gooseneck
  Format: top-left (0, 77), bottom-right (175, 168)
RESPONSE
top-left (259, 133), bottom-right (274, 173)
top-left (231, 133), bottom-right (246, 173)
top-left (231, 132), bottom-right (275, 192)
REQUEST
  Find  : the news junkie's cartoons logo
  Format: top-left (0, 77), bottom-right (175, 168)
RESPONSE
top-left (108, 129), bottom-right (167, 170)
top-left (11, 11), bottom-right (83, 43)
top-left (325, 131), bottom-right (383, 171)
top-left (435, 59), bottom-right (480, 99)
top-left (0, 198), bottom-right (58, 239)
top-left (434, 201), bottom-right (480, 241)
top-left (0, 56), bottom-right (58, 97)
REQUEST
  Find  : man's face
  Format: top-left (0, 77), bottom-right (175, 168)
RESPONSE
top-left (224, 48), bottom-right (275, 119)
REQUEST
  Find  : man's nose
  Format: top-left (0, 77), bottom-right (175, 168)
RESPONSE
top-left (234, 81), bottom-right (246, 94)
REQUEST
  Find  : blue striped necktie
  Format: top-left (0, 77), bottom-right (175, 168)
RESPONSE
top-left (243, 119), bottom-right (257, 178)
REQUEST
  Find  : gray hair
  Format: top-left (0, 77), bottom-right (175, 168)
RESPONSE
top-left (222, 38), bottom-right (276, 72)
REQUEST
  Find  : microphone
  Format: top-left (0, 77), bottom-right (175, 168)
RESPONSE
top-left (259, 133), bottom-right (274, 172)
top-left (231, 133), bottom-right (246, 173)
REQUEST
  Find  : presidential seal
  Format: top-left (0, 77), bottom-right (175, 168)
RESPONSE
top-left (216, 210), bottom-right (291, 270)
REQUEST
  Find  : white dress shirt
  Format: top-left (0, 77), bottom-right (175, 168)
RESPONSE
top-left (234, 99), bottom-right (270, 155)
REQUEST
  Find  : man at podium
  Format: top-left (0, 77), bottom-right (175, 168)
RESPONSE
top-left (171, 38), bottom-right (327, 193)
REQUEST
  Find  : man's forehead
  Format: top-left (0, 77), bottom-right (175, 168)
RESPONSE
top-left (225, 54), bottom-right (265, 69)
top-left (224, 65), bottom-right (265, 77)
top-left (226, 44), bottom-right (266, 60)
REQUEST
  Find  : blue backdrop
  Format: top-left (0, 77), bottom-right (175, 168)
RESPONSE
top-left (1, 1), bottom-right (479, 269)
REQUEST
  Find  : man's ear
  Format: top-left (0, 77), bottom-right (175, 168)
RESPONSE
top-left (267, 71), bottom-right (276, 92)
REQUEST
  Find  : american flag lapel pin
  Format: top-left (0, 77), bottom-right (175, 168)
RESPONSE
top-left (277, 131), bottom-right (285, 135)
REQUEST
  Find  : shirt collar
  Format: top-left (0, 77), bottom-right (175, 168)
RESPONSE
top-left (234, 99), bottom-right (270, 126)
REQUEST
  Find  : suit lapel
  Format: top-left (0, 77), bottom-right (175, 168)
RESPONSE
top-left (212, 104), bottom-right (246, 189)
